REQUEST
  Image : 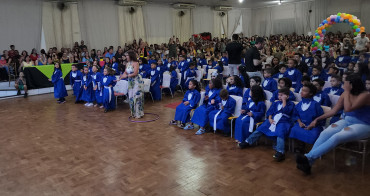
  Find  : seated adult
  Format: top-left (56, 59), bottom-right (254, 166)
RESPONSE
top-left (296, 74), bottom-right (370, 175)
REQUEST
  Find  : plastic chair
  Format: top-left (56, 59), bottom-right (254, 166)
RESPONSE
top-left (228, 95), bottom-right (243, 138)
top-left (323, 81), bottom-right (331, 89)
top-left (177, 72), bottom-right (184, 94)
top-left (161, 73), bottom-right (173, 98)
top-left (294, 92), bottom-right (302, 102)
top-left (328, 94), bottom-right (340, 108)
top-left (143, 78), bottom-right (154, 102)
top-left (264, 90), bottom-right (273, 102)
top-left (222, 66), bottom-right (230, 78)
top-left (113, 80), bottom-right (128, 106)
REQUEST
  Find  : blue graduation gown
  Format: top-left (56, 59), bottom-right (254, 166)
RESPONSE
top-left (303, 57), bottom-right (313, 67)
top-left (262, 77), bottom-right (278, 92)
top-left (112, 62), bottom-right (119, 75)
top-left (234, 100), bottom-right (266, 142)
top-left (52, 69), bottom-right (68, 99)
top-left (139, 64), bottom-right (150, 78)
top-left (335, 55), bottom-right (351, 67)
top-left (198, 58), bottom-right (207, 66)
top-left (81, 73), bottom-right (94, 102)
top-left (92, 72), bottom-right (103, 104)
top-left (178, 60), bottom-right (189, 87)
top-left (70, 70), bottom-right (83, 101)
top-left (184, 68), bottom-right (197, 89)
top-left (272, 73), bottom-right (284, 79)
top-left (323, 86), bottom-right (344, 96)
top-left (256, 101), bottom-right (294, 138)
top-left (227, 85), bottom-right (243, 97)
top-left (174, 89), bottom-right (201, 123)
top-left (170, 70), bottom-right (178, 93)
top-left (313, 90), bottom-right (331, 107)
top-left (270, 90), bottom-right (296, 103)
top-left (205, 64), bottom-right (214, 78)
top-left (102, 75), bottom-right (116, 110)
top-left (284, 68), bottom-right (302, 89)
top-left (289, 98), bottom-right (324, 144)
top-left (209, 96), bottom-right (236, 133)
top-left (221, 57), bottom-right (228, 66)
top-left (150, 68), bottom-right (161, 101)
top-left (191, 87), bottom-right (221, 127)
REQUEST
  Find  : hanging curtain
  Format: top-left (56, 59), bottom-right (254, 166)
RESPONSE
top-left (213, 11), bottom-right (228, 38)
top-left (192, 6), bottom-right (214, 35)
top-left (142, 4), bottom-right (173, 44)
top-left (0, 0), bottom-right (42, 52)
top-left (118, 6), bottom-right (146, 46)
top-left (241, 8), bottom-right (253, 37)
top-left (227, 9), bottom-right (242, 38)
top-left (173, 9), bottom-right (193, 43)
top-left (42, 1), bottom-right (81, 50)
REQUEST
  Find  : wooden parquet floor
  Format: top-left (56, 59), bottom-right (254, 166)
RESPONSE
top-left (0, 93), bottom-right (369, 196)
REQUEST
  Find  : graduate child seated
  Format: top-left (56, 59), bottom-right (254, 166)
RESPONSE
top-left (81, 66), bottom-right (95, 107)
top-left (184, 62), bottom-right (197, 90)
top-left (213, 61), bottom-right (224, 78)
top-left (326, 66), bottom-right (339, 82)
top-left (324, 75), bottom-right (344, 96)
top-left (149, 62), bottom-right (161, 101)
top-left (243, 76), bottom-right (262, 101)
top-left (188, 78), bottom-right (223, 134)
top-left (295, 75), bottom-right (310, 93)
top-left (289, 83), bottom-right (324, 153)
top-left (310, 66), bottom-right (325, 81)
top-left (270, 77), bottom-right (295, 102)
top-left (91, 65), bottom-right (103, 108)
top-left (50, 62), bottom-right (68, 104)
top-left (168, 65), bottom-right (178, 95)
top-left (178, 55), bottom-right (189, 87)
top-left (238, 65), bottom-right (250, 88)
top-left (221, 52), bottom-right (228, 66)
top-left (239, 88), bottom-right (295, 162)
top-left (312, 79), bottom-right (332, 107)
top-left (139, 58), bottom-right (150, 78)
top-left (234, 85), bottom-right (266, 143)
top-left (204, 59), bottom-right (215, 78)
top-left (226, 75), bottom-right (244, 96)
top-left (208, 89), bottom-right (236, 137)
top-left (170, 80), bottom-right (201, 128)
top-left (262, 68), bottom-right (278, 93)
top-left (70, 64), bottom-right (83, 103)
top-left (102, 67), bottom-right (117, 113)
top-left (284, 59), bottom-right (302, 89)
top-left (273, 64), bottom-right (287, 79)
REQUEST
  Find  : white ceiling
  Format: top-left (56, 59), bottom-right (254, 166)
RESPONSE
top-left (145, 0), bottom-right (312, 8)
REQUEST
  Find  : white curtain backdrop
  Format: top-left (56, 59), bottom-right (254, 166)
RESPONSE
top-left (142, 4), bottom-right (173, 44)
top-left (192, 6), bottom-right (214, 35)
top-left (0, 0), bottom-right (42, 52)
top-left (42, 2), bottom-right (81, 50)
top-left (78, 0), bottom-right (119, 50)
top-left (227, 9), bottom-right (242, 38)
top-left (213, 11), bottom-right (228, 38)
top-left (242, 8), bottom-right (253, 37)
top-left (118, 6), bottom-right (146, 46)
top-left (173, 9), bottom-right (193, 43)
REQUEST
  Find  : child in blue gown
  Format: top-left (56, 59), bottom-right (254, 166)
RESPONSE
top-left (273, 64), bottom-right (287, 79)
top-left (323, 75), bottom-right (344, 96)
top-left (284, 59), bottom-right (302, 89)
top-left (50, 62), bottom-right (68, 103)
top-left (270, 77), bottom-right (296, 102)
top-left (208, 89), bottom-right (236, 136)
top-left (312, 79), bottom-right (331, 107)
top-left (102, 67), bottom-right (117, 113)
top-left (204, 59), bottom-right (215, 78)
top-left (262, 68), bottom-right (278, 93)
top-left (178, 55), bottom-right (189, 88)
top-left (169, 65), bottom-right (178, 95)
top-left (187, 78), bottom-right (222, 134)
top-left (170, 80), bottom-right (201, 128)
top-left (234, 85), bottom-right (266, 143)
top-left (81, 66), bottom-right (95, 107)
top-left (226, 75), bottom-right (244, 97)
top-left (91, 65), bottom-right (103, 108)
top-left (70, 64), bottom-right (83, 103)
top-left (184, 62), bottom-right (197, 90)
top-left (289, 83), bottom-right (324, 153)
top-left (149, 62), bottom-right (161, 101)
top-left (239, 88), bottom-right (295, 162)
top-left (243, 76), bottom-right (262, 101)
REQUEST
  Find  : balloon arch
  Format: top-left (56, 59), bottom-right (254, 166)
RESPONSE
top-left (311, 13), bottom-right (366, 53)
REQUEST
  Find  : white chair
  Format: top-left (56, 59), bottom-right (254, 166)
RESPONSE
top-left (143, 78), bottom-right (154, 102)
top-left (175, 69), bottom-right (180, 74)
top-left (161, 73), bottom-right (173, 98)
top-left (177, 72), bottom-right (184, 93)
top-left (222, 66), bottom-right (230, 77)
top-left (294, 92), bottom-right (302, 102)
top-left (328, 94), bottom-right (340, 108)
top-left (223, 84), bottom-right (227, 89)
top-left (324, 81), bottom-right (331, 89)
top-left (207, 69), bottom-right (217, 80)
top-left (113, 80), bottom-right (128, 106)
top-left (202, 65), bottom-right (207, 70)
top-left (229, 95), bottom-right (243, 138)
top-left (195, 69), bottom-right (203, 83)
top-left (264, 90), bottom-right (273, 101)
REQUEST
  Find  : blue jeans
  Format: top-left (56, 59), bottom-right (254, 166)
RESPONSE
top-left (305, 116), bottom-right (370, 165)
top-left (246, 131), bottom-right (286, 154)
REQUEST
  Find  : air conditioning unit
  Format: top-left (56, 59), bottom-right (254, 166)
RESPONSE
top-left (214, 6), bottom-right (232, 11)
top-left (118, 0), bottom-right (147, 6)
top-left (173, 3), bottom-right (196, 9)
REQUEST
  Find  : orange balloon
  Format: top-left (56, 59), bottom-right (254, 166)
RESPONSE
top-left (361, 27), bottom-right (365, 30)
top-left (327, 17), bottom-right (331, 21)
top-left (349, 19), bottom-right (353, 23)
top-left (318, 30), bottom-right (322, 34)
top-left (341, 13), bottom-right (346, 18)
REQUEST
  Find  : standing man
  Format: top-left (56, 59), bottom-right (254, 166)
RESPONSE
top-left (354, 32), bottom-right (369, 54)
top-left (244, 37), bottom-right (266, 79)
top-left (226, 34), bottom-right (243, 76)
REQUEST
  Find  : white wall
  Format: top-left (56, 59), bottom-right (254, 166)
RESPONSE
top-left (143, 4), bottom-right (173, 44)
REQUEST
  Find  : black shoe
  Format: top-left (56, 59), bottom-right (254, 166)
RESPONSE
top-left (273, 151), bottom-right (285, 162)
top-left (294, 147), bottom-right (305, 154)
top-left (24, 93), bottom-right (28, 98)
top-left (17, 90), bottom-right (21, 95)
top-left (238, 142), bottom-right (250, 149)
top-left (296, 154), bottom-right (311, 175)
top-left (104, 109), bottom-right (108, 113)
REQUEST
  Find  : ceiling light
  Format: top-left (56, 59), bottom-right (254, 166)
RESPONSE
top-left (239, 0), bottom-right (244, 3)
top-left (278, 0), bottom-right (281, 5)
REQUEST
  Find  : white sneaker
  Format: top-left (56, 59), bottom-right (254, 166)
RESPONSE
top-left (87, 103), bottom-right (93, 107)
top-left (84, 103), bottom-right (89, 106)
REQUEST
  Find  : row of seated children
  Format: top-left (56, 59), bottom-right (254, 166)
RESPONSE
top-left (62, 63), bottom-right (117, 113)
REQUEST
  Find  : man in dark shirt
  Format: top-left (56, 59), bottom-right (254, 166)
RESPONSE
top-left (226, 34), bottom-right (243, 76)
top-left (244, 37), bottom-right (266, 79)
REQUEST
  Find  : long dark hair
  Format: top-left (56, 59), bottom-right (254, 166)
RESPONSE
top-left (346, 74), bottom-right (365, 95)
top-left (233, 75), bottom-right (244, 88)
top-left (211, 78), bottom-right (223, 89)
top-left (238, 65), bottom-right (250, 88)
top-left (251, 85), bottom-right (266, 104)
top-left (127, 50), bottom-right (138, 62)
top-left (189, 79), bottom-right (201, 92)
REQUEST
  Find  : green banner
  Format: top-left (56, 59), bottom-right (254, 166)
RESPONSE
top-left (33, 64), bottom-right (73, 79)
